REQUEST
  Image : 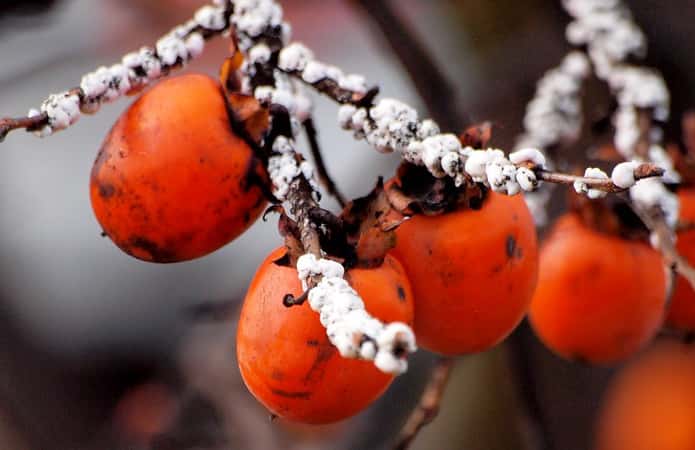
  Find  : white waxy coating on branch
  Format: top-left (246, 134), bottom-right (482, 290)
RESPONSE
top-left (297, 254), bottom-right (416, 374)
top-left (514, 51), bottom-right (589, 225)
top-left (193, 5), bottom-right (227, 30)
top-left (630, 178), bottom-right (679, 228)
top-left (611, 161), bottom-right (641, 189)
top-left (21, 1), bottom-right (232, 137)
top-left (278, 43), bottom-right (314, 72)
top-left (573, 167), bottom-right (609, 199)
top-left (509, 148), bottom-right (547, 167)
top-left (515, 51), bottom-right (590, 152)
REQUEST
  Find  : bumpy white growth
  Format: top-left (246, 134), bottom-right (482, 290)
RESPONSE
top-left (611, 161), bottom-right (641, 189)
top-left (514, 51), bottom-right (589, 224)
top-left (23, 1), bottom-right (233, 137)
top-left (510, 148), bottom-right (547, 167)
top-left (573, 167), bottom-right (609, 199)
top-left (268, 153), bottom-right (300, 200)
top-left (516, 51), bottom-right (590, 151)
top-left (231, 0), bottom-right (284, 50)
top-left (298, 254), bottom-right (416, 374)
top-left (193, 5), bottom-right (227, 30)
top-left (278, 43), bottom-right (314, 72)
top-left (630, 178), bottom-right (679, 228)
top-left (563, 0), bottom-right (679, 234)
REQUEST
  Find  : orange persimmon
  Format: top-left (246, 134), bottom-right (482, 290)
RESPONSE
top-left (530, 213), bottom-right (667, 364)
top-left (90, 73), bottom-right (267, 263)
top-left (595, 339), bottom-right (695, 450)
top-left (236, 248), bottom-right (414, 424)
top-left (666, 189), bottom-right (695, 331)
top-left (390, 191), bottom-right (539, 355)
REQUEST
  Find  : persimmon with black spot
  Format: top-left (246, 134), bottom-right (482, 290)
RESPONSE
top-left (530, 213), bottom-right (667, 364)
top-left (90, 73), bottom-right (268, 263)
top-left (389, 177), bottom-right (539, 355)
top-left (236, 247), bottom-right (414, 424)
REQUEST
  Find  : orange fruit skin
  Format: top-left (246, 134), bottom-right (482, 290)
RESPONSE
top-left (390, 192), bottom-right (539, 355)
top-left (667, 189), bottom-right (695, 331)
top-left (90, 74), bottom-right (266, 263)
top-left (236, 248), bottom-right (414, 424)
top-left (530, 213), bottom-right (667, 364)
top-left (595, 340), bottom-right (695, 450)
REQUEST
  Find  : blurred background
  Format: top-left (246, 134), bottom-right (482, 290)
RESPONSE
top-left (0, 1), bottom-right (694, 449)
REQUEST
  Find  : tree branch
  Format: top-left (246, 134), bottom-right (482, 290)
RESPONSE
top-left (393, 357), bottom-right (455, 450)
top-left (303, 117), bottom-right (348, 208)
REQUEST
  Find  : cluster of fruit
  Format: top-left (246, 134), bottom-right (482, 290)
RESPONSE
top-left (89, 65), bottom-right (695, 429)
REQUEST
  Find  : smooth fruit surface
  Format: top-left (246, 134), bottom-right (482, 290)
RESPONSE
top-left (90, 74), bottom-right (266, 263)
top-left (667, 189), bottom-right (695, 331)
top-left (237, 248), bottom-right (414, 424)
top-left (390, 192), bottom-right (539, 355)
top-left (530, 213), bottom-right (667, 364)
top-left (596, 340), bottom-right (695, 450)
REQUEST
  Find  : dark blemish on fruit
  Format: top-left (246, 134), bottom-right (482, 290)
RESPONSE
top-left (506, 235), bottom-right (517, 258)
top-left (306, 340), bottom-right (319, 347)
top-left (271, 389), bottom-right (311, 399)
top-left (199, 157), bottom-right (206, 164)
top-left (244, 211), bottom-right (251, 224)
top-left (492, 264), bottom-right (503, 274)
top-left (98, 183), bottom-right (116, 199)
top-left (127, 236), bottom-right (177, 262)
top-left (304, 344), bottom-right (334, 383)
top-left (397, 285), bottom-right (406, 302)
top-left (271, 369), bottom-right (284, 380)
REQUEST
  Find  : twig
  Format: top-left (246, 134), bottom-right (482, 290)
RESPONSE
top-left (0, 114), bottom-right (47, 141)
top-left (393, 357), bottom-right (455, 450)
top-left (537, 163), bottom-right (664, 193)
top-left (632, 204), bottom-right (695, 291)
top-left (349, 0), bottom-right (467, 131)
top-left (303, 117), bottom-right (348, 207)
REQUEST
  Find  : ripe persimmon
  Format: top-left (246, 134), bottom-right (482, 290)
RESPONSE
top-left (666, 189), bottom-right (695, 331)
top-left (236, 247), bottom-right (414, 424)
top-left (90, 73), bottom-right (267, 263)
top-left (390, 191), bottom-right (539, 355)
top-left (530, 213), bottom-right (667, 364)
top-left (595, 339), bottom-right (695, 450)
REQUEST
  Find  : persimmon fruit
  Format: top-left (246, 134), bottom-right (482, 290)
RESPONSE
top-left (90, 73), bottom-right (267, 263)
top-left (666, 189), bottom-right (695, 331)
top-left (236, 247), bottom-right (414, 424)
top-left (390, 190), bottom-right (539, 355)
top-left (530, 213), bottom-right (667, 364)
top-left (595, 339), bottom-right (695, 450)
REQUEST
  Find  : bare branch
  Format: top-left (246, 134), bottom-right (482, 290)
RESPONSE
top-left (303, 117), bottom-right (348, 208)
top-left (393, 357), bottom-right (455, 450)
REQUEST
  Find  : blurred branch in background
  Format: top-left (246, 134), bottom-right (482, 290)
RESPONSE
top-left (350, 0), bottom-right (468, 132)
top-left (393, 357), bottom-right (454, 450)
